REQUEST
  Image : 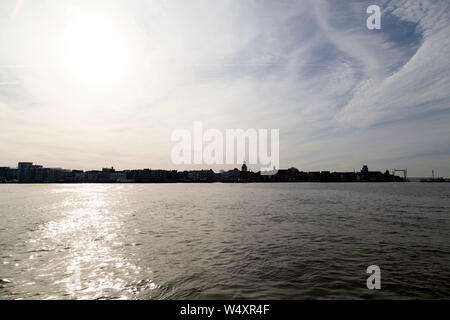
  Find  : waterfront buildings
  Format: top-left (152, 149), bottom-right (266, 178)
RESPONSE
top-left (0, 162), bottom-right (403, 183)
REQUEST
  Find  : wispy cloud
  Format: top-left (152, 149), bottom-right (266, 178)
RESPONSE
top-left (0, 0), bottom-right (449, 176)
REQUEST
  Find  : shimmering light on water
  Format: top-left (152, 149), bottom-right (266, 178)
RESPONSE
top-left (0, 183), bottom-right (450, 299)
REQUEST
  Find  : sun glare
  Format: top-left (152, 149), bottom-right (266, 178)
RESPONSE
top-left (62, 7), bottom-right (135, 88)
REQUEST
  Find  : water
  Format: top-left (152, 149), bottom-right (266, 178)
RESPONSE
top-left (0, 183), bottom-right (449, 300)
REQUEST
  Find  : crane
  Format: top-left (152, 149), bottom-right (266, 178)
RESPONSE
top-left (391, 168), bottom-right (408, 181)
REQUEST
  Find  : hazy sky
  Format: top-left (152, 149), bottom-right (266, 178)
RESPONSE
top-left (1, 0), bottom-right (449, 176)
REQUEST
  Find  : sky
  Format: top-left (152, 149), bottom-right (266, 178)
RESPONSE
top-left (0, 0), bottom-right (449, 177)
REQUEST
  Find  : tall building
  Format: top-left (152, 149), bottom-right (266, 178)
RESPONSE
top-left (0, 167), bottom-right (9, 181)
top-left (18, 162), bottom-right (33, 182)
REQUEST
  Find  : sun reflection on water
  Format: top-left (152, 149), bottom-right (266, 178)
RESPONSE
top-left (26, 185), bottom-right (158, 299)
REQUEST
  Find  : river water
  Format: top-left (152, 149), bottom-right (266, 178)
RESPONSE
top-left (0, 183), bottom-right (449, 299)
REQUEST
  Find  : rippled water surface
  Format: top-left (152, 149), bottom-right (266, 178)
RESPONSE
top-left (1, 183), bottom-right (450, 299)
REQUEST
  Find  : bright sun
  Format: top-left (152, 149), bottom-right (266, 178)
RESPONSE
top-left (62, 7), bottom-right (134, 88)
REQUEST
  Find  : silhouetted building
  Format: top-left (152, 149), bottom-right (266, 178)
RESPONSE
top-left (217, 168), bottom-right (240, 182)
top-left (18, 162), bottom-right (33, 182)
top-left (239, 162), bottom-right (251, 182)
top-left (0, 167), bottom-right (10, 182)
top-left (1, 162), bottom-right (403, 184)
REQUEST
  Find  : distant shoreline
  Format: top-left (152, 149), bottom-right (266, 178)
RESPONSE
top-left (2, 163), bottom-right (409, 183)
top-left (0, 181), bottom-right (423, 184)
